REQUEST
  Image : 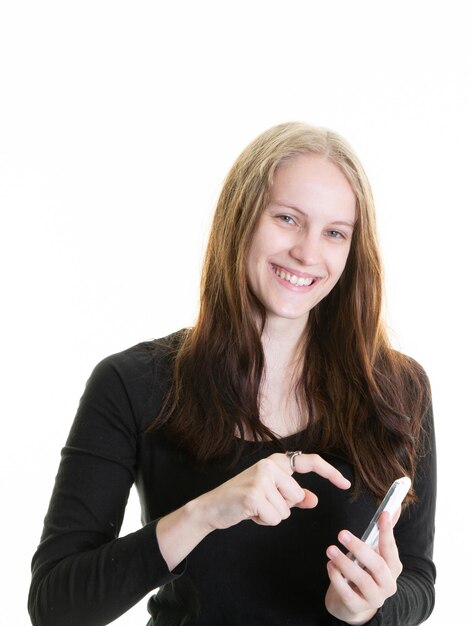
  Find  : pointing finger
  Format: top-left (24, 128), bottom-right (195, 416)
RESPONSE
top-left (291, 453), bottom-right (351, 490)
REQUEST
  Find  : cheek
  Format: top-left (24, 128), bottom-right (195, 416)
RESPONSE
top-left (327, 245), bottom-right (351, 277)
top-left (339, 247), bottom-right (352, 273)
top-left (246, 229), bottom-right (273, 270)
top-left (245, 242), bottom-right (264, 288)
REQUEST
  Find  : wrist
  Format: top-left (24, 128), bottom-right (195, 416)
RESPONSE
top-left (156, 498), bottom-right (214, 572)
top-left (344, 608), bottom-right (378, 625)
top-left (184, 495), bottom-right (215, 537)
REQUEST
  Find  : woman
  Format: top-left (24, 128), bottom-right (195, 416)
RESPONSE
top-left (29, 122), bottom-right (436, 626)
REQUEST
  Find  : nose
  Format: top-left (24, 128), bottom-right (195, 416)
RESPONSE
top-left (289, 229), bottom-right (323, 267)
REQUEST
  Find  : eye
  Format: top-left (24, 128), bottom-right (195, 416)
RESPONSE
top-left (277, 214), bottom-right (296, 225)
top-left (327, 230), bottom-right (345, 239)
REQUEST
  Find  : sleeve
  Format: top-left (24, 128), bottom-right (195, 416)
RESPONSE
top-left (28, 353), bottom-right (185, 626)
top-left (332, 393), bottom-right (437, 626)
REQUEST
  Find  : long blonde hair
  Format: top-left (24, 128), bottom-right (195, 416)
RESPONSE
top-left (149, 122), bottom-right (430, 504)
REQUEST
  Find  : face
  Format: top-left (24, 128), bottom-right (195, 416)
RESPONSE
top-left (246, 152), bottom-right (357, 331)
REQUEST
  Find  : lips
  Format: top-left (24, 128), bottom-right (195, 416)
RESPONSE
top-left (270, 263), bottom-right (320, 287)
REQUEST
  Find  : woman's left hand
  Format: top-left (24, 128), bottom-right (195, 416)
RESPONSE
top-left (324, 511), bottom-right (403, 625)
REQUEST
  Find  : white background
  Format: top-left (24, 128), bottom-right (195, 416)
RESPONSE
top-left (1, 1), bottom-right (468, 624)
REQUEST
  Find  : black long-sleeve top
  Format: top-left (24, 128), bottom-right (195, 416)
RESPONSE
top-left (28, 332), bottom-right (437, 625)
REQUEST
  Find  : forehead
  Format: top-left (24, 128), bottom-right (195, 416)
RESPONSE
top-left (271, 153), bottom-right (356, 218)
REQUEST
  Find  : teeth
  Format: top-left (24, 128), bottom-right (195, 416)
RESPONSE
top-left (273, 266), bottom-right (314, 286)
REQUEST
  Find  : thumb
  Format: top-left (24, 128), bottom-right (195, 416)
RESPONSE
top-left (294, 489), bottom-right (318, 509)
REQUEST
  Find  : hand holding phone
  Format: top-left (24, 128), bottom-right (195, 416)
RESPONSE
top-left (349, 476), bottom-right (411, 564)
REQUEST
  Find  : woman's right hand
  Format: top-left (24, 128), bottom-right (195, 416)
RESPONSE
top-left (157, 452), bottom-right (351, 572)
top-left (194, 452), bottom-right (351, 532)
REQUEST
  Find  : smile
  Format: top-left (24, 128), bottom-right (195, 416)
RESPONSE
top-left (271, 264), bottom-right (317, 287)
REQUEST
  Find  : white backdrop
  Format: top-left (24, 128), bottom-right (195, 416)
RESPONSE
top-left (1, 1), bottom-right (468, 624)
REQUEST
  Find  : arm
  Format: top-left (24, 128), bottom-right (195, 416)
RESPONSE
top-left (28, 353), bottom-right (184, 626)
top-left (156, 452), bottom-right (351, 571)
top-left (326, 401), bottom-right (437, 626)
top-left (29, 350), bottom-right (352, 626)
top-left (379, 400), bottom-right (437, 624)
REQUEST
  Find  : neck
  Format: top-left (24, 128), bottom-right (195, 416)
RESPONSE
top-left (261, 315), bottom-right (308, 372)
top-left (256, 315), bottom-right (309, 438)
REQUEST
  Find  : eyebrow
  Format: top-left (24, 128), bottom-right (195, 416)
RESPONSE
top-left (330, 220), bottom-right (356, 228)
top-left (270, 203), bottom-right (356, 228)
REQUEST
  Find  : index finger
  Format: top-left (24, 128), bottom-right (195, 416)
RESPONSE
top-left (292, 453), bottom-right (351, 490)
top-left (391, 505), bottom-right (401, 528)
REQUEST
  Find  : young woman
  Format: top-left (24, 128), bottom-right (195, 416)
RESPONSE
top-left (29, 123), bottom-right (436, 626)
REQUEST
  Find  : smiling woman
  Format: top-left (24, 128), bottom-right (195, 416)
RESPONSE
top-left (247, 153), bottom-right (356, 327)
top-left (29, 122), bottom-right (436, 626)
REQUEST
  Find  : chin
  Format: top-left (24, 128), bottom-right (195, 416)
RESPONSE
top-left (267, 307), bottom-right (311, 323)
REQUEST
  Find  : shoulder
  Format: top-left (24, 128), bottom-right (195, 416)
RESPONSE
top-left (93, 329), bottom-right (187, 377)
top-left (84, 329), bottom-right (189, 430)
top-left (385, 349), bottom-right (432, 395)
top-left (387, 350), bottom-right (434, 442)
top-left (377, 349), bottom-right (433, 436)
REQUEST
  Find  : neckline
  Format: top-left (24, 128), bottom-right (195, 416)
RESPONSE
top-left (235, 428), bottom-right (308, 445)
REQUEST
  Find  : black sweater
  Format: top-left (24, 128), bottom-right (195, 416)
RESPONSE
top-left (28, 333), bottom-right (437, 625)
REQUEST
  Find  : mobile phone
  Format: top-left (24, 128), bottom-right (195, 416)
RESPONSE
top-left (349, 476), bottom-right (411, 563)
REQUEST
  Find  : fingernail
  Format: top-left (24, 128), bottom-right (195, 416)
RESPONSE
top-left (339, 531), bottom-right (351, 544)
top-left (327, 546), bottom-right (339, 558)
